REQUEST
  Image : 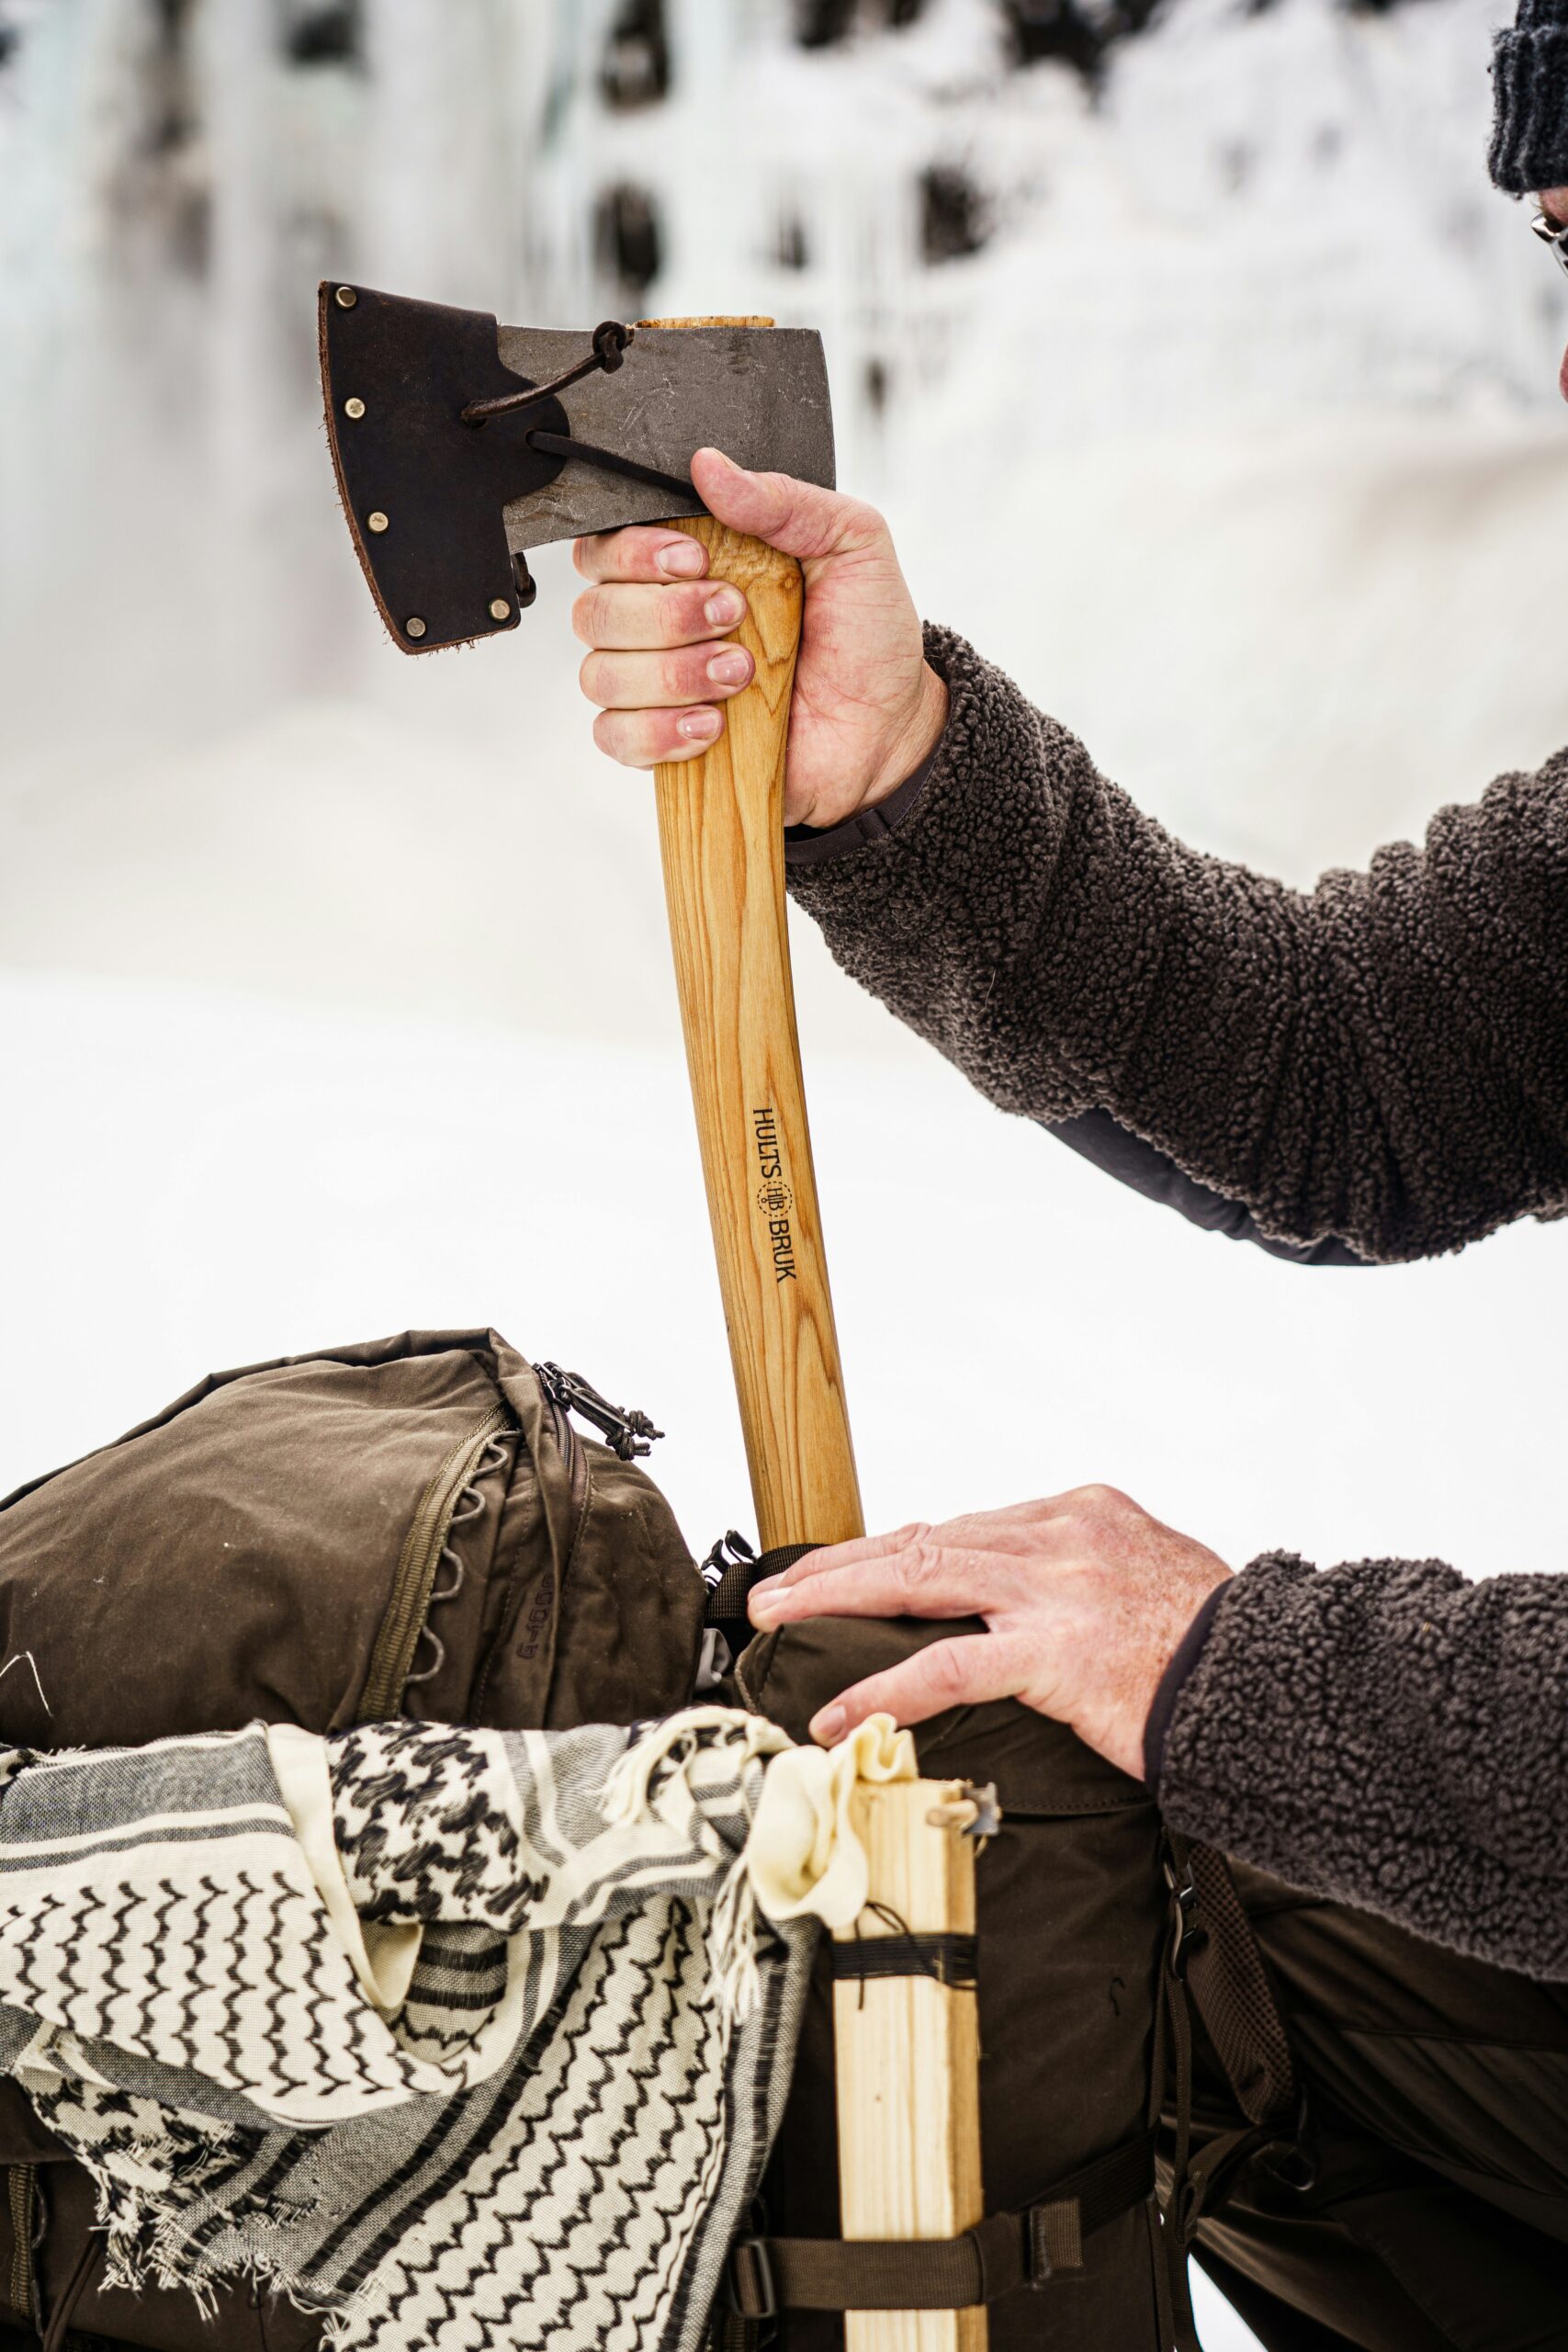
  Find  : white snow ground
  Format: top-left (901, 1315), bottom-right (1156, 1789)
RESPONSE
top-left (6, 967), bottom-right (1560, 1636)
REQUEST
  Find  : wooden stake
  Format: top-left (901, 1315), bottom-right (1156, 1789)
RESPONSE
top-left (834, 1781), bottom-right (987, 2352)
top-left (646, 320), bottom-right (863, 1554)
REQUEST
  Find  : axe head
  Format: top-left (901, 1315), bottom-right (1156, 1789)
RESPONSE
top-left (318, 283), bottom-right (835, 654)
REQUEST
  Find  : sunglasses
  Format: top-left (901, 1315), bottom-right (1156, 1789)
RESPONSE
top-left (1532, 210), bottom-right (1568, 278)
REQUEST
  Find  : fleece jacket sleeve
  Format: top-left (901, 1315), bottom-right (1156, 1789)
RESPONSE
top-left (1156, 1555), bottom-right (1568, 1979)
top-left (786, 624), bottom-right (1568, 1265)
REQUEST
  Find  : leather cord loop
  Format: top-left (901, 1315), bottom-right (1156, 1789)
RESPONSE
top-left (461, 319), bottom-right (634, 424)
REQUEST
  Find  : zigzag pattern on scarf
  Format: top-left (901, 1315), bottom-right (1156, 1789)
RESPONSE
top-left (0, 1713), bottom-right (816, 2352)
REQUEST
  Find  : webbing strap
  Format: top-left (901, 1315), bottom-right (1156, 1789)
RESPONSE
top-left (830, 1934), bottom-right (977, 1990)
top-left (738, 2216), bottom-right (1022, 2317)
top-left (724, 2129), bottom-right (1156, 2317)
top-left (704, 1543), bottom-right (818, 1664)
top-left (1156, 1859), bottom-right (1203, 2352)
top-left (1180, 1838), bottom-right (1296, 2127)
top-left (2, 2165), bottom-right (33, 2322)
top-left (1156, 1835), bottom-right (1304, 2352)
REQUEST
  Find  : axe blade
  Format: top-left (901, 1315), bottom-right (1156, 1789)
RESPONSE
top-left (319, 284), bottom-right (835, 654)
top-left (496, 322), bottom-right (836, 548)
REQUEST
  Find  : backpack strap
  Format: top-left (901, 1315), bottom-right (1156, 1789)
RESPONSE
top-left (718, 2126), bottom-right (1156, 2323)
top-left (1155, 1832), bottom-right (1308, 2349)
top-left (703, 1542), bottom-right (818, 1668)
top-left (1, 2165), bottom-right (34, 2325)
top-left (1176, 1837), bottom-right (1297, 2129)
top-left (1150, 1847), bottom-right (1202, 2352)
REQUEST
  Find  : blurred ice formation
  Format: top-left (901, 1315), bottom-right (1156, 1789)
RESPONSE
top-left (0, 0), bottom-right (1564, 1030)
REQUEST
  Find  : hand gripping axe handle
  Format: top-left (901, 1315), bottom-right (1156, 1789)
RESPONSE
top-left (319, 287), bottom-right (987, 2352)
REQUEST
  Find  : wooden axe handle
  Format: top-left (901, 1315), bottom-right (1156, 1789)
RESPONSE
top-left (651, 509), bottom-right (863, 1553)
top-left (644, 314), bottom-right (861, 1554)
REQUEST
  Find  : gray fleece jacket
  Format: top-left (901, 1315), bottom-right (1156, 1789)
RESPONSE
top-left (786, 625), bottom-right (1568, 1980)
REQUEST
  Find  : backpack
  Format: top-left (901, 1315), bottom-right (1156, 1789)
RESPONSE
top-left (0, 1330), bottom-right (1290, 2352)
top-left (0, 1329), bottom-right (706, 2349)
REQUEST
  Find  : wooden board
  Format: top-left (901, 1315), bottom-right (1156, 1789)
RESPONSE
top-left (833, 1780), bottom-right (987, 2352)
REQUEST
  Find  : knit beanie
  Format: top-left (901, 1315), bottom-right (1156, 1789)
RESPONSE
top-left (1491, 0), bottom-right (1568, 192)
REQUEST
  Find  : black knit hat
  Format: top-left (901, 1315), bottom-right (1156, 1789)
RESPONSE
top-left (1491, 0), bottom-right (1568, 193)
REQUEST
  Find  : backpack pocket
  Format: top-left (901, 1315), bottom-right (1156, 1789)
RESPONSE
top-left (739, 1617), bottom-right (1170, 2350)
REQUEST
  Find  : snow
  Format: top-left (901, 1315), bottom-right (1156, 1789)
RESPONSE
top-left (5, 965), bottom-right (1561, 1621)
top-left (3, 6), bottom-right (1568, 2341)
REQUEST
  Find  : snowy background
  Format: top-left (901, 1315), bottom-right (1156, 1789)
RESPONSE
top-left (2, 6), bottom-right (1566, 2338)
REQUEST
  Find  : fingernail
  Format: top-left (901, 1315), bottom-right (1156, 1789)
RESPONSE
top-left (658, 540), bottom-right (705, 577)
top-left (704, 586), bottom-right (744, 628)
top-left (677, 708), bottom-right (721, 741)
top-left (707, 649), bottom-right (751, 688)
top-left (750, 1575), bottom-right (781, 1600)
top-left (810, 1705), bottom-right (846, 1746)
top-left (748, 1589), bottom-right (783, 1623)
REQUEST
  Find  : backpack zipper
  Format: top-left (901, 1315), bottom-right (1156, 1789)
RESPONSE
top-left (535, 1363), bottom-right (662, 1462)
top-left (536, 1361), bottom-right (664, 1578)
top-left (360, 1405), bottom-right (510, 1722)
top-left (534, 1371), bottom-right (590, 1568)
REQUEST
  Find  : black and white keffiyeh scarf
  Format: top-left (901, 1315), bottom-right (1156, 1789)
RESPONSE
top-left (0, 1705), bottom-right (861, 2352)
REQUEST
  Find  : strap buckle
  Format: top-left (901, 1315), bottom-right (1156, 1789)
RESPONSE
top-left (1163, 1855), bottom-right (1205, 1981)
top-left (725, 2235), bottom-right (778, 2322)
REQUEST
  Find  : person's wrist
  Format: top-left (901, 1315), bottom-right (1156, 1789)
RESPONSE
top-left (856, 662), bottom-right (949, 817)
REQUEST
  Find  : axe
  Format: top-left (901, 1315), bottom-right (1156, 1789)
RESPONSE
top-left (319, 284), bottom-right (988, 2352)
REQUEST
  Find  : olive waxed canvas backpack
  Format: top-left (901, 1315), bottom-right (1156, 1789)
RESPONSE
top-left (0, 1328), bottom-right (705, 1760)
top-left (0, 1329), bottom-right (707, 2349)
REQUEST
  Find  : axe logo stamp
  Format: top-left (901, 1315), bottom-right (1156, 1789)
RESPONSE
top-left (751, 1106), bottom-right (797, 1283)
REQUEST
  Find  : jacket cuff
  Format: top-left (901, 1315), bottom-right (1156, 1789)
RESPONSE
top-left (784, 738), bottom-right (944, 870)
top-left (784, 619), bottom-right (1027, 904)
top-left (1490, 6), bottom-right (1568, 192)
top-left (1143, 1579), bottom-right (1232, 1791)
top-left (784, 726), bottom-right (946, 871)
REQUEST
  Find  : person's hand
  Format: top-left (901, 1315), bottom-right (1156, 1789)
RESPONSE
top-left (571, 447), bottom-right (948, 830)
top-left (746, 1487), bottom-right (1233, 1781)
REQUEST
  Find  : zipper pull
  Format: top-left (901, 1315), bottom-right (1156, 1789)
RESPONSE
top-left (536, 1362), bottom-right (664, 1461)
top-left (700, 1530), bottom-right (756, 1592)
